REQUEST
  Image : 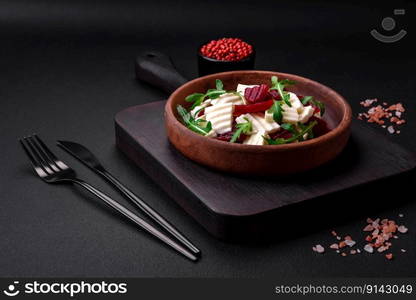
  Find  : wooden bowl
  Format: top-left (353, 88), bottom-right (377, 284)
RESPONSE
top-left (165, 71), bottom-right (352, 175)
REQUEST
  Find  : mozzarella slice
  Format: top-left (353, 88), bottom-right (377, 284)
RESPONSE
top-left (282, 107), bottom-right (299, 124)
top-left (212, 93), bottom-right (244, 106)
top-left (205, 129), bottom-right (217, 138)
top-left (236, 84), bottom-right (258, 95)
top-left (264, 110), bottom-right (274, 123)
top-left (243, 131), bottom-right (268, 145)
top-left (190, 99), bottom-right (211, 117)
top-left (299, 105), bottom-right (314, 124)
top-left (205, 103), bottom-right (234, 134)
top-left (236, 113), bottom-right (280, 134)
top-left (288, 92), bottom-right (304, 113)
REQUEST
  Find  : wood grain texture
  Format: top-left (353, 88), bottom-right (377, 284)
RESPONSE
top-left (165, 71), bottom-right (352, 175)
top-left (115, 101), bottom-right (416, 241)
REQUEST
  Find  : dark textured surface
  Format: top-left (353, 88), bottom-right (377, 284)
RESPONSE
top-left (1, 0), bottom-right (416, 277)
top-left (115, 102), bottom-right (415, 240)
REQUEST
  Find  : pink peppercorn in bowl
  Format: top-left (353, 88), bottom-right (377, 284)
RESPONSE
top-left (198, 38), bottom-right (255, 76)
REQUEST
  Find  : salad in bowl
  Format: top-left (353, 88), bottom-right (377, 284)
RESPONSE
top-left (177, 76), bottom-right (330, 146)
top-left (165, 71), bottom-right (351, 175)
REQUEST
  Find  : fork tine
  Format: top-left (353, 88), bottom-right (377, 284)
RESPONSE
top-left (25, 136), bottom-right (54, 174)
top-left (34, 134), bottom-right (69, 170)
top-left (31, 135), bottom-right (60, 172)
top-left (20, 138), bottom-right (49, 178)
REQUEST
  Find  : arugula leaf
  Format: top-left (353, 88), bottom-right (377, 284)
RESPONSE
top-left (206, 89), bottom-right (226, 99)
top-left (185, 93), bottom-right (205, 109)
top-left (265, 121), bottom-right (317, 145)
top-left (281, 123), bottom-right (296, 133)
top-left (268, 100), bottom-right (284, 123)
top-left (230, 118), bottom-right (252, 143)
top-left (186, 79), bottom-right (226, 106)
top-left (177, 105), bottom-right (212, 136)
top-left (301, 96), bottom-right (325, 116)
top-left (215, 79), bottom-right (224, 90)
top-left (269, 76), bottom-right (296, 108)
top-left (301, 96), bottom-right (314, 105)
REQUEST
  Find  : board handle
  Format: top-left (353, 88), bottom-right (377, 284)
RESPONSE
top-left (135, 51), bottom-right (188, 94)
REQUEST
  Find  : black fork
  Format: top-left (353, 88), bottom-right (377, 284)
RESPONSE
top-left (19, 134), bottom-right (198, 262)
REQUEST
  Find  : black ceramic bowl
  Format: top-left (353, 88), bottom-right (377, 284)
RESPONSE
top-left (197, 42), bottom-right (255, 76)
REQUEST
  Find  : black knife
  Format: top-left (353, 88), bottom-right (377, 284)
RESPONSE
top-left (57, 140), bottom-right (200, 256)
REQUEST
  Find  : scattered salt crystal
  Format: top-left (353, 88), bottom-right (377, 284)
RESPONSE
top-left (331, 230), bottom-right (337, 236)
top-left (397, 225), bottom-right (408, 233)
top-left (313, 244), bottom-right (325, 253)
top-left (401, 249), bottom-right (406, 253)
top-left (399, 214), bottom-right (404, 218)
top-left (363, 224), bottom-right (374, 231)
top-left (377, 246), bottom-right (388, 253)
top-left (336, 250), bottom-right (340, 253)
top-left (364, 244), bottom-right (374, 253)
top-left (350, 249), bottom-right (357, 255)
top-left (330, 243), bottom-right (339, 250)
top-left (336, 236), bottom-right (341, 240)
top-left (395, 111), bottom-right (402, 118)
top-left (345, 239), bottom-right (356, 247)
top-left (385, 253), bottom-right (393, 260)
top-left (341, 252), bottom-right (347, 257)
top-left (356, 249), bottom-right (361, 253)
top-left (387, 126), bottom-right (395, 134)
top-left (382, 125), bottom-right (386, 128)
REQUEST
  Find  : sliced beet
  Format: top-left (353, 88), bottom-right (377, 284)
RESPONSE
top-left (309, 116), bottom-right (331, 137)
top-left (269, 129), bottom-right (293, 140)
top-left (216, 126), bottom-right (247, 143)
top-left (244, 84), bottom-right (269, 103)
top-left (268, 89), bottom-right (281, 100)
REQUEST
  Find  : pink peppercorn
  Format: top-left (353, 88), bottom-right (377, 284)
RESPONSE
top-left (200, 38), bottom-right (253, 61)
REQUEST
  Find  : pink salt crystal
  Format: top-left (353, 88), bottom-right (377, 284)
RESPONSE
top-left (363, 224), bottom-right (374, 231)
top-left (364, 244), bottom-right (374, 253)
top-left (313, 244), bottom-right (325, 253)
top-left (387, 126), bottom-right (395, 134)
top-left (350, 249), bottom-right (357, 255)
top-left (397, 225), bottom-right (408, 233)
top-left (330, 243), bottom-right (339, 250)
top-left (345, 239), bottom-right (356, 247)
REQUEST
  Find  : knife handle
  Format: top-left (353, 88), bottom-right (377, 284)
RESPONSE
top-left (135, 51), bottom-right (188, 94)
top-left (102, 170), bottom-right (201, 256)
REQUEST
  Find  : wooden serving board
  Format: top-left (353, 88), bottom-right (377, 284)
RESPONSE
top-left (115, 101), bottom-right (416, 241)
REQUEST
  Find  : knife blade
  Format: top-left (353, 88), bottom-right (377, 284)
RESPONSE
top-left (57, 140), bottom-right (200, 256)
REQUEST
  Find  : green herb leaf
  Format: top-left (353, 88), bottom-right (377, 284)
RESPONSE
top-left (185, 93), bottom-right (205, 109)
top-left (301, 96), bottom-right (314, 105)
top-left (215, 79), bottom-right (224, 91)
top-left (266, 121), bottom-right (317, 145)
top-left (268, 100), bottom-right (284, 123)
top-left (269, 76), bottom-right (295, 108)
top-left (301, 95), bottom-right (325, 116)
top-left (177, 105), bottom-right (212, 136)
top-left (230, 118), bottom-right (252, 143)
top-left (206, 89), bottom-right (226, 99)
top-left (281, 123), bottom-right (296, 133)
